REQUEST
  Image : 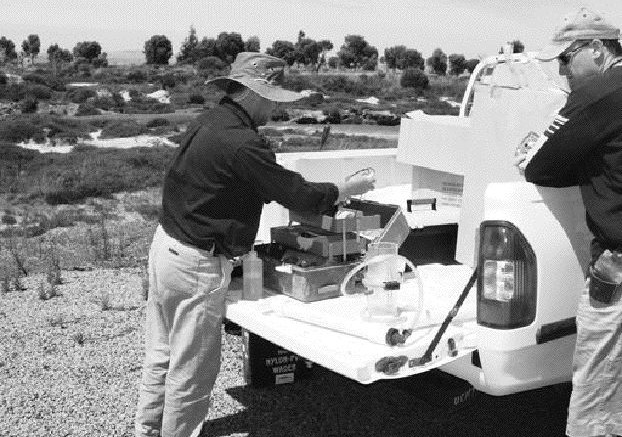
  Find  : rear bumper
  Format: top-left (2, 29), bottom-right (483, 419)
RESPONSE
top-left (441, 335), bottom-right (575, 396)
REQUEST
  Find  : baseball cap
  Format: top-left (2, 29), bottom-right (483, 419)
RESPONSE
top-left (205, 52), bottom-right (302, 102)
top-left (537, 7), bottom-right (620, 61)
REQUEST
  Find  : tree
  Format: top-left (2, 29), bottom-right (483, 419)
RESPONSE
top-left (294, 36), bottom-right (320, 68)
top-left (327, 56), bottom-right (339, 69)
top-left (338, 35), bottom-right (378, 69)
top-left (144, 35), bottom-right (173, 65)
top-left (73, 41), bottom-right (102, 62)
top-left (177, 25), bottom-right (199, 64)
top-left (465, 58), bottom-right (480, 74)
top-left (400, 68), bottom-right (429, 91)
top-left (215, 32), bottom-right (245, 64)
top-left (196, 56), bottom-right (228, 78)
top-left (266, 40), bottom-right (296, 66)
top-left (384, 46), bottom-right (407, 71)
top-left (244, 36), bottom-right (260, 52)
top-left (21, 34), bottom-right (40, 62)
top-left (47, 43), bottom-right (73, 74)
top-left (0, 37), bottom-right (17, 61)
top-left (194, 37), bottom-right (217, 61)
top-left (317, 39), bottom-right (333, 69)
top-left (511, 39), bottom-right (525, 53)
top-left (448, 53), bottom-right (467, 75)
top-left (426, 48), bottom-right (447, 75)
top-left (402, 49), bottom-right (424, 70)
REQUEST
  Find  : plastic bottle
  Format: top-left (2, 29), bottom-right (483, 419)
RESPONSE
top-left (243, 246), bottom-right (263, 300)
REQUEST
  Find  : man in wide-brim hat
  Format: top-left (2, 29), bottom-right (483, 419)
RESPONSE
top-left (134, 52), bottom-right (375, 437)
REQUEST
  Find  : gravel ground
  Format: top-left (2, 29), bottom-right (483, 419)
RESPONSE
top-left (0, 268), bottom-right (571, 437)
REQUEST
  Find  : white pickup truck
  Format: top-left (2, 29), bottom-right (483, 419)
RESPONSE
top-left (226, 52), bottom-right (592, 396)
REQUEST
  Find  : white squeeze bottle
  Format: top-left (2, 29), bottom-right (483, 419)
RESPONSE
top-left (243, 245), bottom-right (263, 300)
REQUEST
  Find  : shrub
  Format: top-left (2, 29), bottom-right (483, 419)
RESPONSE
top-left (47, 78), bottom-right (67, 92)
top-left (146, 118), bottom-right (169, 128)
top-left (100, 120), bottom-right (146, 138)
top-left (20, 97), bottom-right (38, 114)
top-left (127, 70), bottom-right (148, 83)
top-left (67, 88), bottom-right (97, 104)
top-left (93, 96), bottom-right (118, 111)
top-left (76, 103), bottom-right (100, 116)
top-left (154, 74), bottom-right (176, 89)
top-left (282, 74), bottom-right (315, 92)
top-left (0, 73), bottom-right (6, 85)
top-left (188, 94), bottom-right (205, 104)
top-left (0, 118), bottom-right (43, 143)
top-left (22, 73), bottom-right (47, 85)
top-left (25, 84), bottom-right (52, 100)
top-left (196, 56), bottom-right (228, 78)
top-left (1, 215), bottom-right (16, 225)
top-left (401, 68), bottom-right (429, 91)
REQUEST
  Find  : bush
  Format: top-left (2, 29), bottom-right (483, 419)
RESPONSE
top-left (22, 73), bottom-right (48, 85)
top-left (0, 73), bottom-right (6, 85)
top-left (146, 118), bottom-right (169, 128)
top-left (0, 120), bottom-right (42, 143)
top-left (196, 56), bottom-right (228, 78)
top-left (155, 74), bottom-right (176, 89)
top-left (188, 94), bottom-right (205, 104)
top-left (127, 70), bottom-right (148, 83)
top-left (1, 215), bottom-right (16, 225)
top-left (282, 74), bottom-right (315, 92)
top-left (25, 84), bottom-right (52, 100)
top-left (47, 77), bottom-right (67, 92)
top-left (20, 97), bottom-right (38, 114)
top-left (67, 88), bottom-right (97, 104)
top-left (100, 120), bottom-right (146, 138)
top-left (76, 103), bottom-right (100, 116)
top-left (400, 68), bottom-right (429, 91)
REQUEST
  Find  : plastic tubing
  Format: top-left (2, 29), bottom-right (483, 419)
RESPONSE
top-left (339, 254), bottom-right (424, 327)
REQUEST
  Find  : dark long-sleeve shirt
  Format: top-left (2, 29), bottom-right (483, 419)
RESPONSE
top-left (525, 66), bottom-right (622, 251)
top-left (160, 97), bottom-right (339, 258)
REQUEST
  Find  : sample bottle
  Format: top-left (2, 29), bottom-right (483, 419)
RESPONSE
top-left (243, 247), bottom-right (263, 300)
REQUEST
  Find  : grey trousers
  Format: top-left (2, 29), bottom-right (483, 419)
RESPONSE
top-left (135, 226), bottom-right (232, 437)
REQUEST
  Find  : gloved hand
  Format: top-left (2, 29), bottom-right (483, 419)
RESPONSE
top-left (336, 167), bottom-right (376, 203)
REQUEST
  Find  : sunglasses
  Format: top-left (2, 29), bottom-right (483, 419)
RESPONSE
top-left (558, 42), bottom-right (591, 65)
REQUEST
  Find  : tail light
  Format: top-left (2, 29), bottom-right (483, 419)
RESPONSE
top-left (477, 221), bottom-right (537, 328)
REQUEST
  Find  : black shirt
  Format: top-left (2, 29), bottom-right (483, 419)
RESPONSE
top-left (525, 65), bottom-right (622, 253)
top-left (159, 97), bottom-right (339, 258)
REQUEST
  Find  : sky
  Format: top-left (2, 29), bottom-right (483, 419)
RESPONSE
top-left (2, 0), bottom-right (622, 61)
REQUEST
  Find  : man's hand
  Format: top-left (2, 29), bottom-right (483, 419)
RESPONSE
top-left (336, 167), bottom-right (376, 203)
top-left (514, 131), bottom-right (540, 175)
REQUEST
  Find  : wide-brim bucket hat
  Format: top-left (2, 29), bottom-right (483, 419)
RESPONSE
top-left (205, 52), bottom-right (302, 103)
top-left (537, 7), bottom-right (620, 61)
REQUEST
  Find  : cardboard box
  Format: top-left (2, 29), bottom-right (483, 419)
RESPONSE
top-left (242, 330), bottom-right (313, 387)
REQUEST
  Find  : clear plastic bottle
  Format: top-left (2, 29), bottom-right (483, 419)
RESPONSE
top-left (243, 247), bottom-right (263, 300)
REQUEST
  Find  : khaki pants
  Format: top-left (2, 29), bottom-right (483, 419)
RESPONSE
top-left (566, 277), bottom-right (622, 437)
top-left (135, 226), bottom-right (232, 437)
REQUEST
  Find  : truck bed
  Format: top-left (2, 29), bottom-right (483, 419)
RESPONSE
top-left (226, 264), bottom-right (477, 384)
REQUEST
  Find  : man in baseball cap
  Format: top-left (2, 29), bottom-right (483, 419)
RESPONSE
top-left (135, 52), bottom-right (375, 437)
top-left (515, 8), bottom-right (622, 437)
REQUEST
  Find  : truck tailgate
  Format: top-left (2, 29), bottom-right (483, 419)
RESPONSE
top-left (226, 264), bottom-right (477, 384)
